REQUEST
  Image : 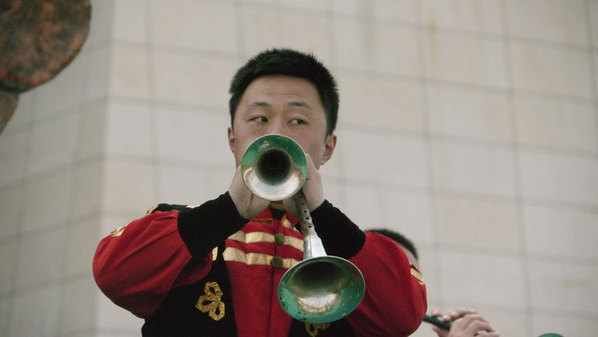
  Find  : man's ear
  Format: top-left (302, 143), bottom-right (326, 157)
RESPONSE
top-left (321, 134), bottom-right (337, 165)
top-left (227, 127), bottom-right (236, 154)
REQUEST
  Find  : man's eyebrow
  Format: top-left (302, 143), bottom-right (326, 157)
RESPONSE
top-left (248, 101), bottom-right (270, 108)
top-left (247, 101), bottom-right (313, 110)
top-left (288, 101), bottom-right (313, 109)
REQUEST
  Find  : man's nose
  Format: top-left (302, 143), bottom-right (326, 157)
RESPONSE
top-left (268, 121), bottom-right (287, 136)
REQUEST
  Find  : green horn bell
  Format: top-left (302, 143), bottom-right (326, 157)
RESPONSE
top-left (277, 255), bottom-right (365, 323)
top-left (241, 134), bottom-right (308, 201)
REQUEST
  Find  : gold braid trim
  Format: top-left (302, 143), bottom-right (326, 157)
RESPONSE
top-left (195, 281), bottom-right (225, 321)
top-left (305, 322), bottom-right (331, 337)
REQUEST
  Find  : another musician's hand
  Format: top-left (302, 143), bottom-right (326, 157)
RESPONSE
top-left (228, 165), bottom-right (269, 219)
top-left (429, 309), bottom-right (452, 337)
top-left (431, 308), bottom-right (477, 324)
top-left (430, 308), bottom-right (500, 337)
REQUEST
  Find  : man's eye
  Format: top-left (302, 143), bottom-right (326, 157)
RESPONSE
top-left (290, 119), bottom-right (306, 125)
top-left (251, 116), bottom-right (267, 123)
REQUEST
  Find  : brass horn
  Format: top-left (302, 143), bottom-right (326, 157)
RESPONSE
top-left (241, 134), bottom-right (307, 201)
top-left (241, 134), bottom-right (365, 323)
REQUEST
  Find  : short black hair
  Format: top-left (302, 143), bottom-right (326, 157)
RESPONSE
top-left (366, 228), bottom-right (419, 260)
top-left (228, 48), bottom-right (339, 136)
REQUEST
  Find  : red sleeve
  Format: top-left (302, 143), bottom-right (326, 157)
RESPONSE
top-left (92, 210), bottom-right (212, 318)
top-left (347, 232), bottom-right (427, 337)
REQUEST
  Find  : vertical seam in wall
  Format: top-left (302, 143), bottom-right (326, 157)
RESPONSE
top-left (3, 141), bottom-right (24, 337)
top-left (325, 0), bottom-right (349, 205)
top-left (144, 0), bottom-right (160, 203)
top-left (584, 0), bottom-right (598, 155)
top-left (501, 0), bottom-right (532, 333)
top-left (234, 0), bottom-right (245, 59)
top-left (64, 0), bottom-right (102, 315)
top-left (95, 0), bottom-right (114, 231)
top-left (414, 1), bottom-right (445, 310)
top-left (4, 50), bottom-right (41, 337)
top-left (86, 0), bottom-right (116, 331)
top-left (55, 32), bottom-right (94, 337)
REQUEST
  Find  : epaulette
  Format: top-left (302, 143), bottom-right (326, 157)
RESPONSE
top-left (146, 203), bottom-right (198, 215)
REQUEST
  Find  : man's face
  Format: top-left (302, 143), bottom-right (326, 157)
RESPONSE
top-left (228, 75), bottom-right (336, 169)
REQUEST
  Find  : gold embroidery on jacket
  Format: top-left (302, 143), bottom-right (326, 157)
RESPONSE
top-left (305, 322), bottom-right (331, 337)
top-left (211, 247), bottom-right (218, 261)
top-left (110, 226), bottom-right (125, 237)
top-left (411, 267), bottom-right (425, 285)
top-left (146, 204), bottom-right (159, 215)
top-left (195, 281), bottom-right (225, 321)
top-left (281, 215), bottom-right (300, 230)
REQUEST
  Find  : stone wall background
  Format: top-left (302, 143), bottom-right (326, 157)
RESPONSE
top-left (0, 0), bottom-right (597, 336)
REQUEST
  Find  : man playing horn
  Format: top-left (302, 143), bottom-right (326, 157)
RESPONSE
top-left (93, 48), bottom-right (427, 337)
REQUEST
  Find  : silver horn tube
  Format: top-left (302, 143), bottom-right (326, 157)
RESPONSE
top-left (241, 134), bottom-right (365, 323)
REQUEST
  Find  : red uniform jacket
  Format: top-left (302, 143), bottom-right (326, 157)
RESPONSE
top-left (93, 193), bottom-right (427, 337)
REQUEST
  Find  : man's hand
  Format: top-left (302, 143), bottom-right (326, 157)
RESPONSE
top-left (228, 166), bottom-right (269, 219)
top-left (282, 154), bottom-right (325, 216)
top-left (230, 153), bottom-right (325, 220)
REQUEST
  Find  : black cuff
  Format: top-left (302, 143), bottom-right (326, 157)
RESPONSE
top-left (178, 192), bottom-right (247, 258)
top-left (310, 200), bottom-right (365, 259)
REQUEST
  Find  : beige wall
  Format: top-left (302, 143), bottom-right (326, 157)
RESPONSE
top-left (1, 0), bottom-right (597, 336)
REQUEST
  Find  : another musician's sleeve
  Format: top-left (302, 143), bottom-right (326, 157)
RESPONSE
top-left (92, 192), bottom-right (247, 318)
top-left (348, 232), bottom-right (427, 337)
top-left (310, 201), bottom-right (426, 336)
